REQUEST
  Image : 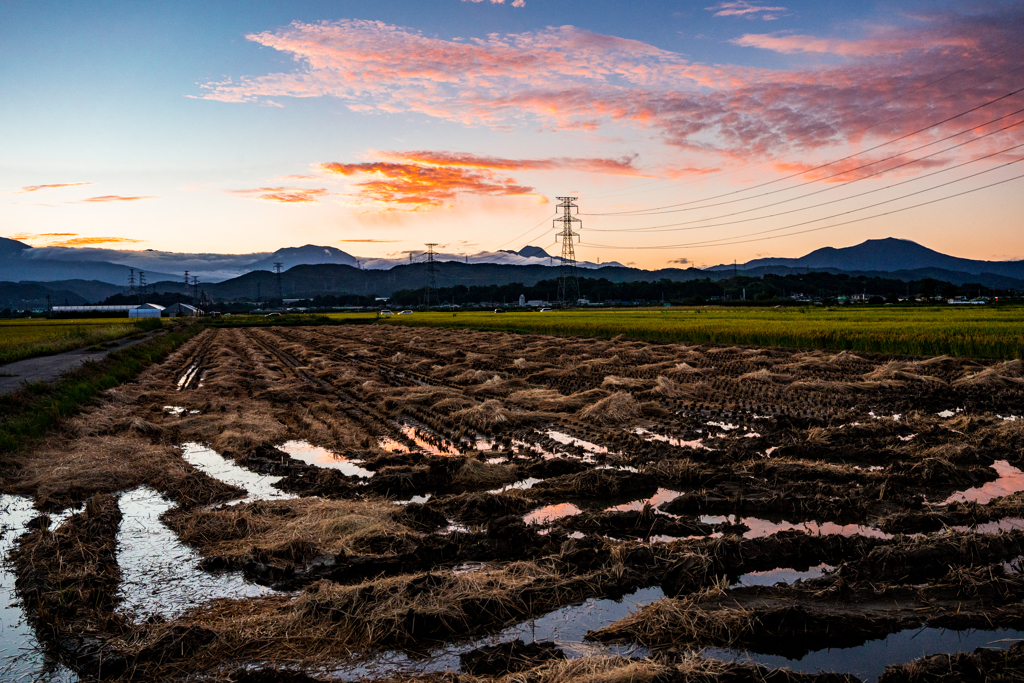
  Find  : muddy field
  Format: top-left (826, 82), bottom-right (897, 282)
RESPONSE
top-left (2, 324), bottom-right (1024, 682)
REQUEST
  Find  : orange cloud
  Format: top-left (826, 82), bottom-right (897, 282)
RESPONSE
top-left (321, 160), bottom-right (538, 209)
top-left (46, 237), bottom-right (146, 247)
top-left (81, 195), bottom-right (154, 203)
top-left (9, 232), bottom-right (78, 241)
top-left (20, 182), bottom-right (94, 192)
top-left (338, 239), bottom-right (401, 243)
top-left (379, 151), bottom-right (648, 176)
top-left (227, 187), bottom-right (330, 203)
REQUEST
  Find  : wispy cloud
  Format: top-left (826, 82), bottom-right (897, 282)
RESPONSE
top-left (338, 239), bottom-right (402, 243)
top-left (19, 182), bottom-right (94, 193)
top-left (706, 2), bottom-right (787, 20)
top-left (463, 0), bottom-right (525, 7)
top-left (196, 10), bottom-right (1024, 169)
top-left (379, 151), bottom-right (648, 176)
top-left (9, 232), bottom-right (144, 247)
top-left (668, 257), bottom-right (691, 265)
top-left (227, 187), bottom-right (330, 203)
top-left (80, 195), bottom-right (154, 203)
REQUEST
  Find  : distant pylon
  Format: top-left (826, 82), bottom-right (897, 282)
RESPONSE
top-left (191, 276), bottom-right (199, 301)
top-left (183, 271), bottom-right (190, 296)
top-left (273, 262), bottom-right (284, 301)
top-left (554, 196), bottom-right (581, 306)
top-left (138, 271), bottom-right (146, 303)
top-left (424, 244), bottom-right (438, 308)
top-left (128, 268), bottom-right (136, 296)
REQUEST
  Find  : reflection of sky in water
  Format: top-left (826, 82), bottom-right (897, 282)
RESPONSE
top-left (633, 428), bottom-right (704, 450)
top-left (399, 424), bottom-right (460, 456)
top-left (180, 442), bottom-right (294, 503)
top-left (705, 627), bottom-right (1024, 682)
top-left (944, 460), bottom-right (1024, 505)
top-left (0, 495), bottom-right (79, 682)
top-left (699, 515), bottom-right (891, 540)
top-left (279, 440), bottom-right (374, 478)
top-left (325, 587), bottom-right (662, 681)
top-left (737, 564), bottom-right (832, 587)
top-left (525, 503), bottom-right (582, 524)
top-left (547, 431), bottom-right (610, 455)
top-left (116, 487), bottom-right (273, 623)
top-left (606, 488), bottom-right (682, 513)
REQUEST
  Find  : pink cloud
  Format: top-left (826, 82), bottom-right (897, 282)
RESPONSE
top-left (20, 182), bottom-right (94, 192)
top-left (463, 0), bottom-right (525, 6)
top-left (197, 10), bottom-right (1024, 170)
top-left (707, 2), bottom-right (787, 20)
top-left (227, 187), bottom-right (330, 203)
top-left (80, 195), bottom-right (153, 203)
top-left (378, 150), bottom-right (649, 176)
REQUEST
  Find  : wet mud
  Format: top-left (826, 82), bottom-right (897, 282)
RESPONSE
top-left (2, 325), bottom-right (1024, 681)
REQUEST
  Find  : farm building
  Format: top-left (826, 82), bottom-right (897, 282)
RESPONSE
top-left (49, 303), bottom-right (165, 319)
top-left (163, 302), bottom-right (201, 317)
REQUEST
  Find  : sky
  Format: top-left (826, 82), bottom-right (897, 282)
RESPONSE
top-left (1, 0), bottom-right (1022, 270)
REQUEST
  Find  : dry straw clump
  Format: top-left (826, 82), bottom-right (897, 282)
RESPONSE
top-left (578, 392), bottom-right (641, 425)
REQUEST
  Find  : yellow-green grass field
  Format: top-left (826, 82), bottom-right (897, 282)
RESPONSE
top-left (0, 318), bottom-right (164, 365)
top-left (376, 306), bottom-right (1024, 359)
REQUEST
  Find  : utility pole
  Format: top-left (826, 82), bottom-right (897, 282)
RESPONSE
top-left (424, 243), bottom-right (438, 308)
top-left (273, 262), bottom-right (284, 302)
top-left (554, 196), bottom-right (581, 307)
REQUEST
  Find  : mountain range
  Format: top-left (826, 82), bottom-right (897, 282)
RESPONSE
top-left (2, 235), bottom-right (1022, 307)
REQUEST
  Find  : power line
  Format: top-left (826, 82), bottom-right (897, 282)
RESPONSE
top-left (588, 123), bottom-right (1024, 234)
top-left (587, 83), bottom-right (1024, 217)
top-left (584, 163), bottom-right (1024, 250)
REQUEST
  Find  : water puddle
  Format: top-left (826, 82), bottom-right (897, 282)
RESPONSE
top-left (399, 424), bottom-right (460, 456)
top-left (546, 431), bottom-right (610, 455)
top-left (705, 627), bottom-right (1024, 682)
top-left (736, 564), bottom-right (833, 587)
top-left (0, 495), bottom-right (78, 682)
top-left (325, 587), bottom-right (662, 680)
top-left (377, 437), bottom-right (411, 454)
top-left (490, 478), bottom-right (543, 494)
top-left (525, 503), bottom-right (583, 525)
top-left (699, 515), bottom-right (891, 540)
top-left (278, 440), bottom-right (374, 478)
top-left (634, 428), bottom-right (705, 450)
top-left (944, 460), bottom-right (1024, 505)
top-left (116, 487), bottom-right (272, 623)
top-left (395, 494), bottom-right (432, 506)
top-left (606, 489), bottom-right (684, 513)
top-left (176, 362), bottom-right (201, 390)
top-left (163, 406), bottom-right (200, 416)
top-left (958, 518), bottom-right (1024, 534)
top-left (179, 442), bottom-right (295, 503)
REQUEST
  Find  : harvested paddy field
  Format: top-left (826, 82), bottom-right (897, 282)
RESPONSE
top-left (2, 323), bottom-right (1024, 682)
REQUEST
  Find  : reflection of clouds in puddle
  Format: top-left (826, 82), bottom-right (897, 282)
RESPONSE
top-left (395, 494), bottom-right (431, 505)
top-left (958, 518), bottom-right (1024, 534)
top-left (944, 460), bottom-right (1024, 505)
top-left (489, 478), bottom-right (543, 494)
top-left (525, 503), bottom-right (582, 524)
top-left (180, 442), bottom-right (294, 504)
top-left (116, 487), bottom-right (272, 623)
top-left (705, 515), bottom-right (891, 540)
top-left (377, 437), bottom-right (410, 454)
top-left (279, 440), bottom-right (374, 478)
top-left (399, 424), bottom-right (459, 456)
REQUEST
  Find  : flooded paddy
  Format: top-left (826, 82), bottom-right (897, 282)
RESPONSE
top-left (3, 325), bottom-right (1024, 681)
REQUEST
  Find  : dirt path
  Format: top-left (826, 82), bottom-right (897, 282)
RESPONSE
top-left (0, 331), bottom-right (160, 396)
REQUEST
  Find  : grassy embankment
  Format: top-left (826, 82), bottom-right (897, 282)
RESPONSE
top-left (375, 306), bottom-right (1024, 359)
top-left (0, 322), bottom-right (202, 456)
top-left (0, 317), bottom-right (165, 365)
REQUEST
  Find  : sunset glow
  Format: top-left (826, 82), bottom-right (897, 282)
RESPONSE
top-left (2, 1), bottom-right (1021, 267)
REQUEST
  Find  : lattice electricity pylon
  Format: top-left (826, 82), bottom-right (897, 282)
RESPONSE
top-left (138, 272), bottom-right (146, 303)
top-left (554, 196), bottom-right (581, 306)
top-left (424, 243), bottom-right (438, 308)
top-left (273, 262), bottom-right (284, 301)
top-left (128, 268), bottom-right (136, 297)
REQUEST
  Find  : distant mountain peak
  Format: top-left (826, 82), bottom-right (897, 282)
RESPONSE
top-left (0, 236), bottom-right (31, 257)
top-left (500, 245), bottom-right (552, 259)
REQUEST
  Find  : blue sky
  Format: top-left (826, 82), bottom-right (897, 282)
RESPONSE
top-left (2, 1), bottom-right (1021, 267)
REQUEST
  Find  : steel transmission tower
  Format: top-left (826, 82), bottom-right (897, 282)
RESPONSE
top-left (554, 197), bottom-right (581, 306)
top-left (128, 268), bottom-right (136, 297)
top-left (138, 271), bottom-right (146, 303)
top-left (273, 262), bottom-right (284, 301)
top-left (424, 244), bottom-right (438, 308)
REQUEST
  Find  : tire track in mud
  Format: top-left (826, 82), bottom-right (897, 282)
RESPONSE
top-left (175, 328), bottom-right (217, 391)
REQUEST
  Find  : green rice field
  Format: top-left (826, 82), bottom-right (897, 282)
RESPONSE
top-left (376, 306), bottom-right (1024, 359)
top-left (0, 318), bottom-right (164, 365)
